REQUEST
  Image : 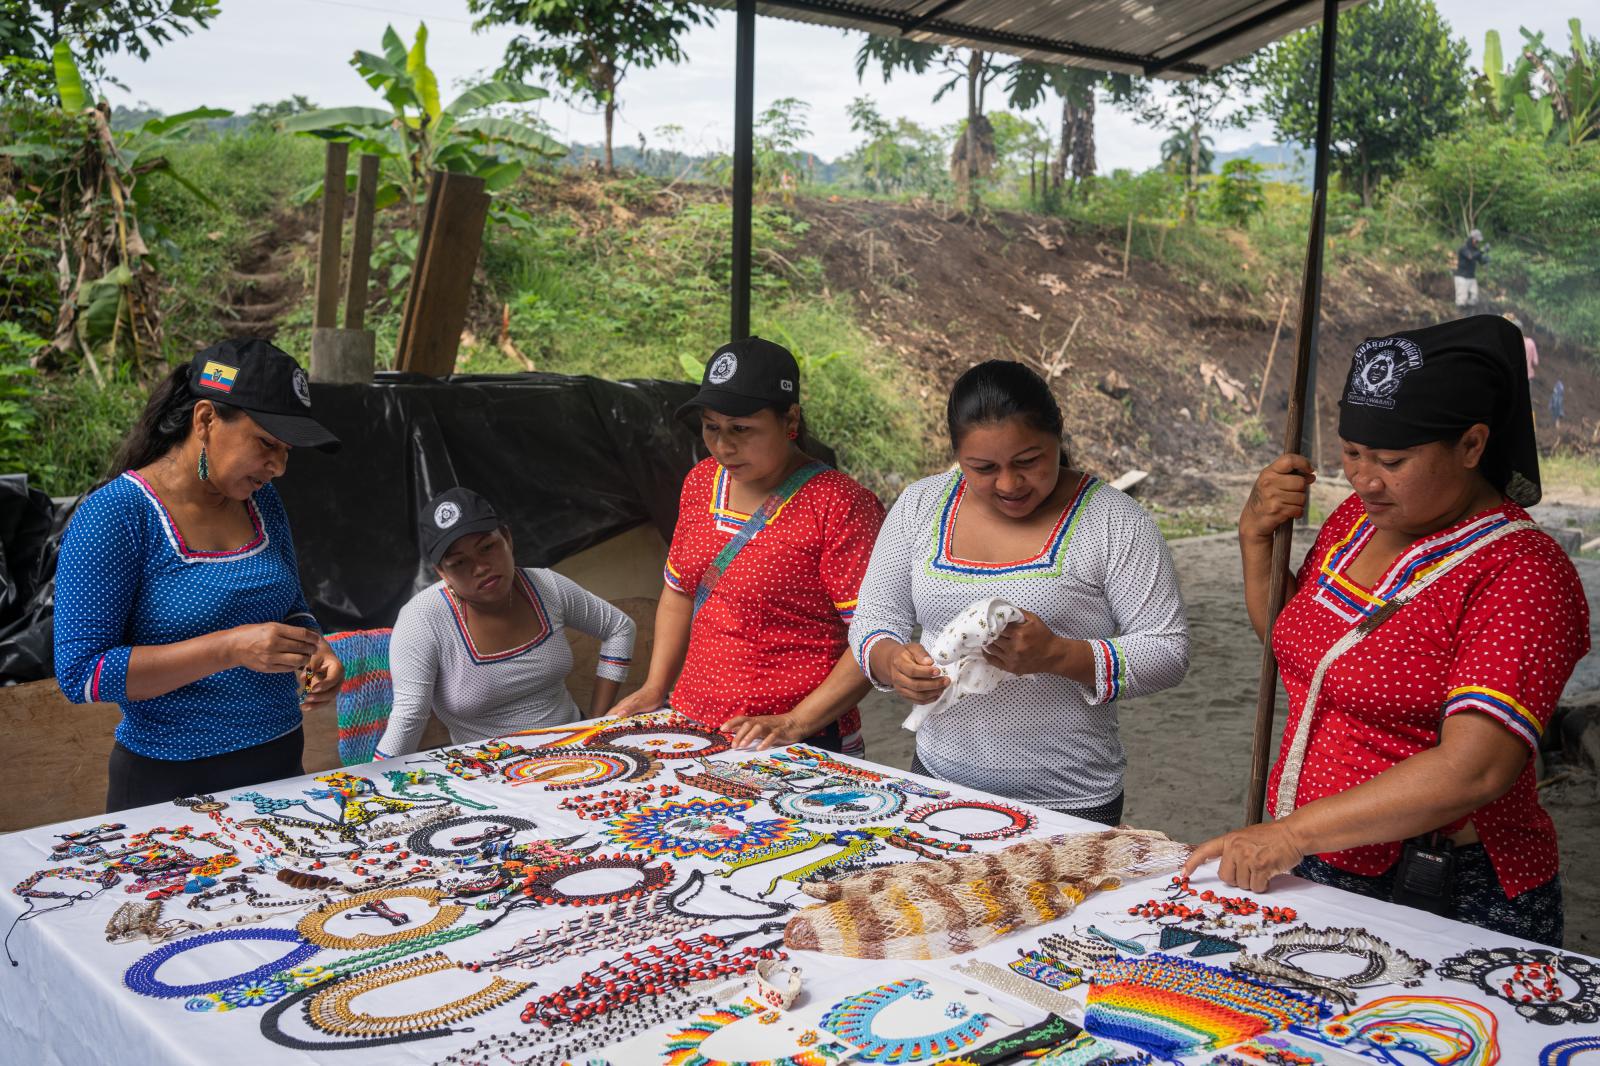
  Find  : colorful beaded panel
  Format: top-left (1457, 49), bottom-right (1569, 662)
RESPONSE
top-left (499, 745), bottom-right (658, 790)
top-left (1085, 954), bottom-right (1325, 1058)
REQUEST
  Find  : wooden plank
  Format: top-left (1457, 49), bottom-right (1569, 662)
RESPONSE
top-left (343, 154), bottom-right (380, 331)
top-left (312, 140), bottom-right (349, 329)
top-left (394, 174), bottom-right (444, 369)
top-left (395, 171), bottom-right (490, 377)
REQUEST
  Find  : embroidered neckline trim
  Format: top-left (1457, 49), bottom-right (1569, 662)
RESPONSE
top-left (927, 473), bottom-right (1097, 580)
top-left (123, 470), bottom-right (269, 563)
top-left (439, 569), bottom-right (552, 664)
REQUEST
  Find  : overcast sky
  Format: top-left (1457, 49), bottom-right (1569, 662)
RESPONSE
top-left (102, 1), bottom-right (1590, 172)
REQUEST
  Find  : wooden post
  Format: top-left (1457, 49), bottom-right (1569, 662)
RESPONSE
top-left (1255, 294), bottom-right (1292, 414)
top-left (395, 171), bottom-right (490, 377)
top-left (1122, 213), bottom-right (1134, 278)
top-left (343, 154), bottom-right (379, 331)
top-left (313, 141), bottom-right (348, 330)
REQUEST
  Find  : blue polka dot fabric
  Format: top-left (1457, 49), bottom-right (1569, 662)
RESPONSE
top-left (53, 473), bottom-right (318, 760)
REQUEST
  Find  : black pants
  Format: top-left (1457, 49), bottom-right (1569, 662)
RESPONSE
top-left (908, 752), bottom-right (1124, 826)
top-left (106, 728), bottom-right (305, 813)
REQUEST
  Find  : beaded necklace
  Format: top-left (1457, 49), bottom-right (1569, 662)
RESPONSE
top-left (122, 927), bottom-right (320, 999)
top-left (1541, 1036), bottom-right (1600, 1066)
top-left (303, 951), bottom-right (530, 1038)
top-left (560, 783), bottom-right (683, 821)
top-left (1230, 926), bottom-right (1431, 1011)
top-left (499, 744), bottom-right (661, 790)
top-left (903, 800), bottom-right (1037, 841)
top-left (1437, 945), bottom-right (1600, 1025)
top-left (519, 931), bottom-right (785, 1027)
top-left (1126, 876), bottom-right (1298, 932)
top-left (384, 769), bottom-right (497, 811)
top-left (298, 886), bottom-right (465, 949)
top-left (820, 978), bottom-right (990, 1063)
top-left (511, 852), bottom-right (674, 907)
top-left (7, 865), bottom-right (122, 965)
top-left (1293, 994), bottom-right (1497, 1066)
top-left (661, 996), bottom-right (850, 1066)
top-left (604, 797), bottom-right (802, 860)
top-left (591, 720), bottom-right (732, 759)
top-left (769, 781), bottom-right (905, 825)
top-left (407, 813), bottom-right (539, 858)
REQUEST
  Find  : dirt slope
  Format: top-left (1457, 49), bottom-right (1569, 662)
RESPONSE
top-left (789, 195), bottom-right (1600, 504)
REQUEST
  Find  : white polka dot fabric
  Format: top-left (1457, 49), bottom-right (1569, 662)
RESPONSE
top-left (375, 568), bottom-right (635, 756)
top-left (849, 470), bottom-right (1190, 808)
top-left (902, 596), bottom-right (1025, 732)
top-left (53, 473), bottom-right (318, 759)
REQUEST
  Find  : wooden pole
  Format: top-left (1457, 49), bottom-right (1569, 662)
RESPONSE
top-left (343, 154), bottom-right (379, 331)
top-left (1255, 294), bottom-right (1292, 414)
top-left (1246, 0), bottom-right (1340, 828)
top-left (312, 141), bottom-right (348, 330)
top-left (730, 0), bottom-right (755, 342)
top-left (1122, 213), bottom-right (1133, 278)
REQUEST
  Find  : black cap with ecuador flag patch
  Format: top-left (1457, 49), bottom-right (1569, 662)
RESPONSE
top-left (188, 337), bottom-right (341, 452)
top-left (674, 335), bottom-right (800, 420)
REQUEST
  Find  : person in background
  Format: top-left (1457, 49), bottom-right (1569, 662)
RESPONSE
top-left (611, 337), bottom-right (886, 755)
top-left (1505, 312), bottom-right (1537, 381)
top-left (1453, 229), bottom-right (1488, 309)
top-left (373, 488), bottom-right (635, 756)
top-left (1189, 316), bottom-right (1587, 946)
top-left (54, 338), bottom-right (344, 812)
top-left (848, 360), bottom-right (1189, 825)
top-left (1552, 378), bottom-right (1565, 426)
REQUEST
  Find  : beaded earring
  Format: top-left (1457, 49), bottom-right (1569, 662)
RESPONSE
top-left (197, 445), bottom-right (210, 481)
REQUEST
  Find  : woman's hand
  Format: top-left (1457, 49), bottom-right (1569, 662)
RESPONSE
top-left (1240, 453), bottom-right (1315, 542)
top-left (887, 642), bottom-right (949, 705)
top-left (722, 714), bottom-right (805, 751)
top-left (300, 638), bottom-right (343, 711)
top-left (226, 623), bottom-right (319, 674)
top-left (1183, 821), bottom-right (1308, 894)
top-left (610, 685), bottom-right (668, 718)
top-left (983, 611), bottom-right (1071, 676)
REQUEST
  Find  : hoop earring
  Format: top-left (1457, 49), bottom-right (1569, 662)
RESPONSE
top-left (197, 447), bottom-right (210, 482)
top-left (787, 430), bottom-right (799, 441)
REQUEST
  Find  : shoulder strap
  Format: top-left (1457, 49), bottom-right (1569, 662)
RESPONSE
top-left (692, 461), bottom-right (828, 621)
top-left (1270, 518), bottom-right (1536, 819)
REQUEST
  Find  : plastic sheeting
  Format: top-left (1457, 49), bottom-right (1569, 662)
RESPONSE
top-left (1, 372), bottom-right (841, 683)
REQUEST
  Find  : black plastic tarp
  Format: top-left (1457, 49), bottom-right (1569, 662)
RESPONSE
top-left (2, 371), bottom-right (853, 683)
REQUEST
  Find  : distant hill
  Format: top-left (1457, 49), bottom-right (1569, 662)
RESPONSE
top-left (1212, 142), bottom-right (1310, 186)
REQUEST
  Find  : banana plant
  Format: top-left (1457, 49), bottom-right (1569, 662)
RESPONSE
top-left (0, 39), bottom-right (228, 380)
top-left (282, 23), bottom-right (565, 227)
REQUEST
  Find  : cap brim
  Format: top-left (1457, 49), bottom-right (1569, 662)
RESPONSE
top-left (426, 515), bottom-right (505, 566)
top-left (673, 388), bottom-right (771, 421)
top-left (250, 410), bottom-right (342, 453)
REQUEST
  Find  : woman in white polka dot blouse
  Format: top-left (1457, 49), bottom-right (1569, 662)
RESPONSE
top-left (372, 487), bottom-right (636, 757)
top-left (54, 339), bottom-right (344, 812)
top-left (849, 361), bottom-right (1190, 824)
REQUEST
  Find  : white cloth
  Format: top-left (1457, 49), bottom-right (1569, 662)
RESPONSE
top-left (1454, 275), bottom-right (1479, 307)
top-left (903, 596), bottom-right (1024, 733)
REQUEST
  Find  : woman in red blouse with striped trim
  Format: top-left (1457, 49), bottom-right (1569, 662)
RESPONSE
top-left (1188, 316), bottom-right (1588, 946)
top-left (612, 338), bottom-right (885, 754)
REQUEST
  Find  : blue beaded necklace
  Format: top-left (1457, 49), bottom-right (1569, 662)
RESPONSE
top-left (821, 978), bottom-right (989, 1063)
top-left (123, 927), bottom-right (319, 999)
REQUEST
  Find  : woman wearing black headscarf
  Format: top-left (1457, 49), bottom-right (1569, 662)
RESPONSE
top-left (1186, 315), bottom-right (1588, 945)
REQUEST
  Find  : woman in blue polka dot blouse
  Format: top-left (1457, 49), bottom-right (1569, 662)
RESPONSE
top-left (53, 338), bottom-right (344, 812)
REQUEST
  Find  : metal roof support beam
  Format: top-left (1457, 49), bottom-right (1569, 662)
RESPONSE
top-left (1247, 0), bottom-right (1339, 827)
top-left (746, 0), bottom-right (1209, 75)
top-left (899, 0), bottom-right (971, 36)
top-left (731, 0), bottom-right (756, 342)
top-left (1144, 0), bottom-right (1318, 75)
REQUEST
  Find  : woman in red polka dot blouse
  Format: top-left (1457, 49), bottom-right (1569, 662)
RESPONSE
top-left (611, 337), bottom-right (885, 755)
top-left (1188, 316), bottom-right (1589, 946)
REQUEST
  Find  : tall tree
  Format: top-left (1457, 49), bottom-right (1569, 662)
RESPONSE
top-left (0, 0), bottom-right (218, 100)
top-left (469, 0), bottom-right (711, 174)
top-left (1121, 62), bottom-right (1252, 219)
top-left (1256, 0), bottom-right (1469, 205)
top-left (1006, 63), bottom-right (1135, 196)
top-left (857, 38), bottom-right (1007, 212)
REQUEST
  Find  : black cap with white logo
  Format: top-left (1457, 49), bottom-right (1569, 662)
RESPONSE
top-left (187, 337), bottom-right (341, 452)
top-left (419, 487), bottom-right (504, 566)
top-left (674, 336), bottom-right (800, 419)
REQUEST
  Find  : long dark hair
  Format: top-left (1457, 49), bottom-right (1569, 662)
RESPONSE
top-left (108, 363), bottom-right (240, 476)
top-left (947, 360), bottom-right (1065, 449)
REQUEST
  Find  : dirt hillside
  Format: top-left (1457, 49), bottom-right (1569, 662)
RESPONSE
top-left (788, 194), bottom-right (1600, 507)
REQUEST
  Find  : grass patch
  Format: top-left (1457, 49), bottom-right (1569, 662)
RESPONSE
top-left (23, 374), bottom-right (149, 497)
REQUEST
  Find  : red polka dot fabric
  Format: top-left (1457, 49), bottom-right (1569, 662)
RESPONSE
top-left (664, 458), bottom-right (885, 743)
top-left (1268, 491), bottom-right (1590, 897)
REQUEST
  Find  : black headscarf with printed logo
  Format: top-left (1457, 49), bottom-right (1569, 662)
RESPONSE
top-left (1337, 314), bottom-right (1540, 505)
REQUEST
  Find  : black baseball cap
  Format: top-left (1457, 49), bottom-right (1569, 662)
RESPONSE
top-left (188, 337), bottom-right (341, 452)
top-left (674, 336), bottom-right (800, 419)
top-left (420, 487), bottom-right (504, 566)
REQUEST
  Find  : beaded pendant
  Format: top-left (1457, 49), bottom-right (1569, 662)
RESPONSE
top-left (769, 781), bottom-right (905, 825)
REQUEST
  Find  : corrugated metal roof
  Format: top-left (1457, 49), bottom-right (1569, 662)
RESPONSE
top-left (702, 0), bottom-right (1366, 77)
